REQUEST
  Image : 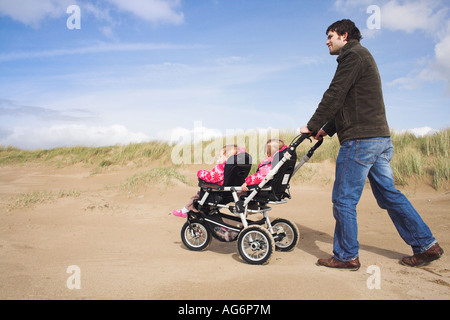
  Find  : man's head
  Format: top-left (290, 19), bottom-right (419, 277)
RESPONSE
top-left (326, 19), bottom-right (362, 55)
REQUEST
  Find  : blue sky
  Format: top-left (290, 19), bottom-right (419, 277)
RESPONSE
top-left (0, 0), bottom-right (449, 150)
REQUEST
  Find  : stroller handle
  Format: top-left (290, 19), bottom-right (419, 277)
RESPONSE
top-left (289, 133), bottom-right (323, 178)
top-left (290, 133), bottom-right (324, 151)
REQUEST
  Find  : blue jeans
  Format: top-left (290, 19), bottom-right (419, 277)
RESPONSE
top-left (332, 137), bottom-right (436, 261)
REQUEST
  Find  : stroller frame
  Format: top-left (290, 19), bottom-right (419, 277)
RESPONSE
top-left (181, 133), bottom-right (323, 265)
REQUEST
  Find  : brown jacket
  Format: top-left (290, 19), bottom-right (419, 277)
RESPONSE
top-left (307, 40), bottom-right (390, 144)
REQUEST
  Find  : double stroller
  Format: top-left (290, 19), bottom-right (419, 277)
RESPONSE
top-left (180, 134), bottom-right (322, 265)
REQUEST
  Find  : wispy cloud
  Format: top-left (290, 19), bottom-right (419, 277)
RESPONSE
top-left (106, 0), bottom-right (184, 25)
top-left (432, 22), bottom-right (450, 92)
top-left (0, 0), bottom-right (184, 28)
top-left (0, 42), bottom-right (198, 63)
top-left (382, 0), bottom-right (450, 91)
top-left (0, 99), bottom-right (97, 122)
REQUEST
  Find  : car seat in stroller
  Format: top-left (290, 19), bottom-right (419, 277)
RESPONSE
top-left (195, 151), bottom-right (253, 212)
top-left (247, 146), bottom-right (298, 204)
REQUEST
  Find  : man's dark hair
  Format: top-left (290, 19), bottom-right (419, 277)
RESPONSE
top-left (326, 19), bottom-right (362, 42)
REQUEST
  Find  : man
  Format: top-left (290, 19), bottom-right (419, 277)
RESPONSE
top-left (300, 19), bottom-right (443, 271)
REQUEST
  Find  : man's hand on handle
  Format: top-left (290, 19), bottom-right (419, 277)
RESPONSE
top-left (299, 126), bottom-right (328, 141)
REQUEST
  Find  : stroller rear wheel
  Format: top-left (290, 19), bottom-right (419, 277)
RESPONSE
top-left (181, 221), bottom-right (211, 251)
top-left (271, 218), bottom-right (299, 252)
top-left (238, 225), bottom-right (274, 265)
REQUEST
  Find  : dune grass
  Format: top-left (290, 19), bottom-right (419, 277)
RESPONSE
top-left (390, 129), bottom-right (449, 190)
top-left (121, 167), bottom-right (192, 193)
top-left (1, 128), bottom-right (448, 190)
top-left (5, 189), bottom-right (82, 212)
top-left (0, 141), bottom-right (173, 168)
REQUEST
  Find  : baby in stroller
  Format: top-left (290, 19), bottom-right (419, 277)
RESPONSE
top-left (241, 139), bottom-right (287, 191)
top-left (172, 144), bottom-right (245, 218)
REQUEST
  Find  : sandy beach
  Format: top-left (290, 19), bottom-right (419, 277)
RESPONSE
top-left (0, 161), bottom-right (449, 300)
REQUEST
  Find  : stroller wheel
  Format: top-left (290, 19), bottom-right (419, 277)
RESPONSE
top-left (181, 221), bottom-right (211, 251)
top-left (271, 218), bottom-right (299, 252)
top-left (238, 225), bottom-right (274, 265)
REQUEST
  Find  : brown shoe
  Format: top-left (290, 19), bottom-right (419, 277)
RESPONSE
top-left (401, 243), bottom-right (444, 267)
top-left (317, 256), bottom-right (360, 271)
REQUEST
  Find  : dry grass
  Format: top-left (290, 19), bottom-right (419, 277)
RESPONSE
top-left (390, 129), bottom-right (449, 190)
top-left (5, 189), bottom-right (82, 212)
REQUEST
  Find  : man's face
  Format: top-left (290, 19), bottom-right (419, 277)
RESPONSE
top-left (326, 31), bottom-right (347, 55)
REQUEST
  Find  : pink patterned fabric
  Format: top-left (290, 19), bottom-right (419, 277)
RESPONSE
top-left (245, 145), bottom-right (288, 186)
top-left (197, 162), bottom-right (226, 185)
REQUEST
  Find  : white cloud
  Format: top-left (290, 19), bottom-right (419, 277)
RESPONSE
top-left (381, 0), bottom-right (447, 34)
top-left (389, 28), bottom-right (450, 91)
top-left (0, 124), bottom-right (151, 150)
top-left (432, 27), bottom-right (450, 92)
top-left (335, 0), bottom-right (447, 34)
top-left (335, 0), bottom-right (450, 91)
top-left (106, 0), bottom-right (184, 25)
top-left (394, 126), bottom-right (439, 137)
top-left (0, 0), bottom-right (74, 27)
top-left (0, 0), bottom-right (184, 28)
top-left (381, 1), bottom-right (450, 90)
top-left (388, 65), bottom-right (438, 90)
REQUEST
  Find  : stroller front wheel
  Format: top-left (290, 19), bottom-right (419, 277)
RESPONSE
top-left (238, 225), bottom-right (274, 265)
top-left (181, 221), bottom-right (211, 251)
